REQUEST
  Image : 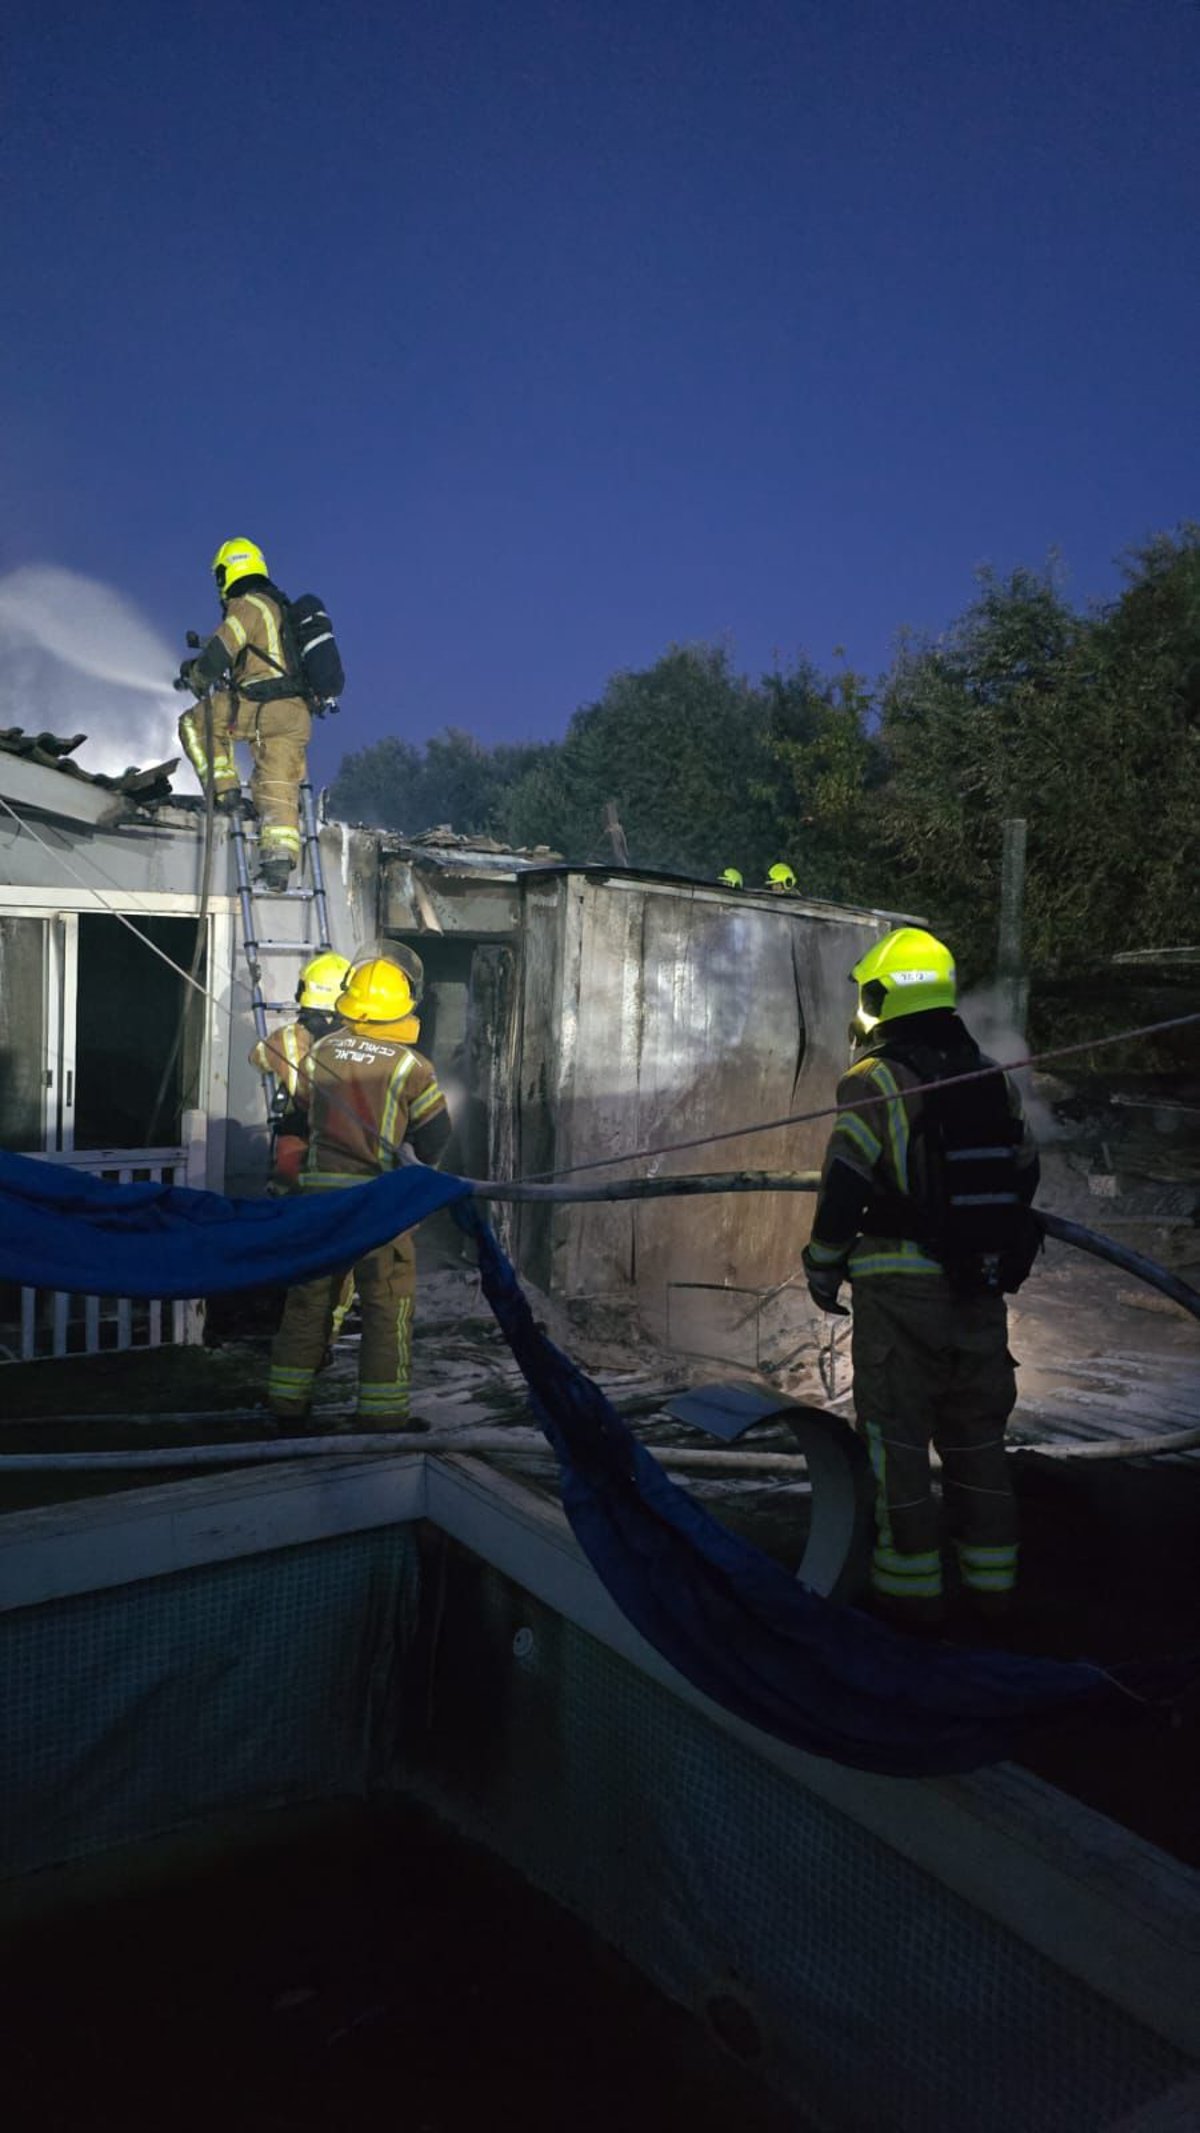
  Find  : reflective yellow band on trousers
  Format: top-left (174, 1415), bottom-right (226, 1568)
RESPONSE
top-left (955, 1540), bottom-right (1019, 1591)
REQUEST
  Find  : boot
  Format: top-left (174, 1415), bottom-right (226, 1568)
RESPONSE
top-left (214, 788), bottom-right (249, 818)
top-left (256, 853), bottom-right (293, 892)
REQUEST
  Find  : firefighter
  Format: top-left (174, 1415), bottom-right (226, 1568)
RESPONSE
top-left (266, 951), bottom-right (451, 1431)
top-left (249, 951), bottom-right (351, 1186)
top-left (801, 928), bottom-right (1040, 1627)
top-left (766, 862), bottom-right (796, 891)
top-left (176, 537), bottom-right (311, 890)
top-left (250, 951), bottom-right (355, 1347)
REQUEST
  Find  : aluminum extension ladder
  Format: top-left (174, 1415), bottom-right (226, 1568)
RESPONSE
top-left (228, 780), bottom-right (333, 1123)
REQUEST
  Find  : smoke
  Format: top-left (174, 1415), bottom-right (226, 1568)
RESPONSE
top-left (959, 984), bottom-right (1060, 1142)
top-left (0, 565), bottom-right (185, 779)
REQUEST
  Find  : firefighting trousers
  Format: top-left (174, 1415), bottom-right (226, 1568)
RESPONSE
top-left (849, 1276), bottom-right (1019, 1607)
top-left (177, 693), bottom-right (311, 865)
top-left (268, 1232), bottom-right (417, 1421)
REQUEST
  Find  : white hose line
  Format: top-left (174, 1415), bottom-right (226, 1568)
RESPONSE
top-left (0, 1432), bottom-right (814, 1477)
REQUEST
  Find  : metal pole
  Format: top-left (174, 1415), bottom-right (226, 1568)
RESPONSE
top-left (997, 816), bottom-right (1028, 1038)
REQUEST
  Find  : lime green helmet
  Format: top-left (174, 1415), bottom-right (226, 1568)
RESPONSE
top-left (718, 866), bottom-right (743, 888)
top-left (766, 862), bottom-right (796, 890)
top-left (851, 927), bottom-right (956, 1028)
top-left (212, 536), bottom-right (268, 597)
top-left (296, 951), bottom-right (351, 1012)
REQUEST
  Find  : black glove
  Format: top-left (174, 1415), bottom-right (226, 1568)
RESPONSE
top-left (174, 657), bottom-right (203, 696)
top-left (803, 1261), bottom-right (849, 1317)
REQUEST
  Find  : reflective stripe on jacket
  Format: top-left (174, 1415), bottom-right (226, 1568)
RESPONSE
top-left (295, 1029), bottom-right (448, 1181)
top-left (807, 1036), bottom-right (1036, 1282)
top-left (197, 589), bottom-right (305, 704)
top-left (249, 1019), bottom-right (312, 1098)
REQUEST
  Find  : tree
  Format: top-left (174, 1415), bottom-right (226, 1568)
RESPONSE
top-left (758, 659), bottom-right (886, 904)
top-left (876, 565), bottom-right (1083, 974)
top-left (500, 644), bottom-right (793, 879)
top-left (326, 735), bottom-right (421, 829)
top-left (876, 534), bottom-right (1200, 978)
top-left (328, 727), bottom-right (554, 838)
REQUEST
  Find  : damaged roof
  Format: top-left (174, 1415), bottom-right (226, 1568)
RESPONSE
top-left (0, 727), bottom-right (178, 803)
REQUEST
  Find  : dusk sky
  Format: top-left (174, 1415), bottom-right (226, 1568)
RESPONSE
top-left (4, 0), bottom-right (1197, 781)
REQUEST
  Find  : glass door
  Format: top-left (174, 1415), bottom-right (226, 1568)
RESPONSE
top-left (0, 913), bottom-right (78, 1153)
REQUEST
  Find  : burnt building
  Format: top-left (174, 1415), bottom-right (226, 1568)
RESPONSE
top-left (0, 734), bottom-right (910, 1359)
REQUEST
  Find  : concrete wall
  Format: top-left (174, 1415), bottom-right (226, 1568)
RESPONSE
top-left (514, 872), bottom-right (892, 1335)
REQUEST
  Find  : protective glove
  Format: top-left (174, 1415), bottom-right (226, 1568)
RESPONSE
top-left (174, 658), bottom-right (203, 697)
top-left (803, 1259), bottom-right (849, 1317)
top-left (271, 1135), bottom-right (306, 1187)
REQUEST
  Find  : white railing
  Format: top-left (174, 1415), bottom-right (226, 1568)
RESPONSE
top-left (4, 1124), bottom-right (206, 1363)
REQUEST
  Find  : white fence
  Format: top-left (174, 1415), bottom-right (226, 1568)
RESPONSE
top-left (4, 1136), bottom-right (205, 1364)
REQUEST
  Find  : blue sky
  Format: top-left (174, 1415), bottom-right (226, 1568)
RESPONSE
top-left (4, 0), bottom-right (1197, 779)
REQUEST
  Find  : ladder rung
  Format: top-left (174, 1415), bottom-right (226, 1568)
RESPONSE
top-left (250, 887), bottom-right (315, 899)
top-left (251, 940), bottom-right (316, 953)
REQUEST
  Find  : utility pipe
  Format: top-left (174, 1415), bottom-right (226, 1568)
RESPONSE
top-left (473, 1169), bottom-right (822, 1203)
top-left (0, 1433), bottom-right (814, 1477)
top-left (2, 1421), bottom-right (1196, 1475)
top-left (2, 1193), bottom-right (1195, 1470)
top-left (475, 1175), bottom-right (1200, 1325)
top-left (1038, 1211), bottom-right (1200, 1323)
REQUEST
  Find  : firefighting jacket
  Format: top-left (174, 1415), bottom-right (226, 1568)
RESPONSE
top-left (293, 1024), bottom-right (451, 1185)
top-left (804, 1010), bottom-right (1039, 1282)
top-left (250, 1009), bottom-right (342, 1143)
top-left (191, 581), bottom-right (306, 706)
top-left (249, 1018), bottom-right (315, 1100)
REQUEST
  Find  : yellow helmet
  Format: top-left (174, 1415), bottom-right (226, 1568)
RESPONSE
top-left (296, 951), bottom-right (351, 1012)
top-left (212, 537), bottom-right (268, 596)
top-left (338, 954), bottom-right (420, 1030)
top-left (851, 927), bottom-right (957, 1027)
top-left (718, 867), bottom-right (744, 888)
top-left (766, 863), bottom-right (796, 890)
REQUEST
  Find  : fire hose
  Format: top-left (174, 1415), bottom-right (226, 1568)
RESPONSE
top-left (2, 1183), bottom-right (1195, 1472)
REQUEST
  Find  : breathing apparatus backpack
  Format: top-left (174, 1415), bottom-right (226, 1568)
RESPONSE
top-left (235, 584), bottom-right (345, 714)
top-left (285, 592), bottom-right (345, 709)
top-left (864, 1033), bottom-right (1043, 1296)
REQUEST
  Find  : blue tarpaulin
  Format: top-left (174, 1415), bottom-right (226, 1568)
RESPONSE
top-left (0, 1147), bottom-right (472, 1298)
top-left (2, 1146), bottom-right (1112, 1775)
top-left (459, 1208), bottom-right (1112, 1775)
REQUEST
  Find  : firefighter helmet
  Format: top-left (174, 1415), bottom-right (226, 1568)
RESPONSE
top-left (338, 955), bottom-right (421, 1028)
top-left (851, 927), bottom-right (957, 1027)
top-left (212, 537), bottom-right (269, 595)
top-left (384, 941), bottom-right (425, 1006)
top-left (718, 867), bottom-right (744, 888)
top-left (766, 862), bottom-right (796, 890)
top-left (296, 951), bottom-right (351, 1012)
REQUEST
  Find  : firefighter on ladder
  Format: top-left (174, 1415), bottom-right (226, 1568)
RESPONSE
top-left (802, 928), bottom-right (1040, 1628)
top-left (266, 951), bottom-right (452, 1431)
top-left (250, 949), bottom-right (355, 1346)
top-left (176, 537), bottom-right (311, 890)
top-left (249, 951), bottom-right (351, 1188)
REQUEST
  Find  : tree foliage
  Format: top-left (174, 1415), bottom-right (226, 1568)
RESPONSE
top-left (876, 534), bottom-right (1200, 974)
top-left (328, 526), bottom-right (1200, 979)
top-left (328, 727), bottom-right (554, 838)
top-left (758, 661), bottom-right (886, 903)
top-left (500, 646), bottom-right (791, 880)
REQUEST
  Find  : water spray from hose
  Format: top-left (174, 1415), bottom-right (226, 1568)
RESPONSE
top-left (0, 564), bottom-right (182, 777)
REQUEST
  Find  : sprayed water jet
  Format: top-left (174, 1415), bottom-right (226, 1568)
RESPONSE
top-left (0, 564), bottom-right (183, 779)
